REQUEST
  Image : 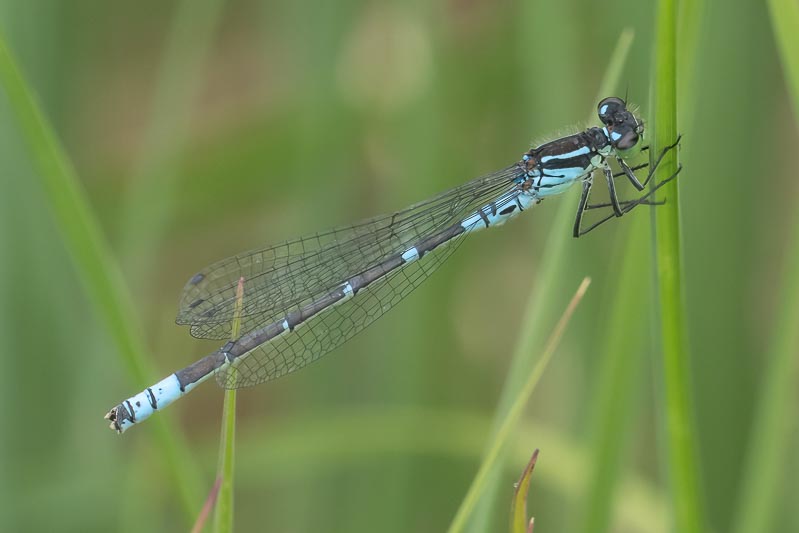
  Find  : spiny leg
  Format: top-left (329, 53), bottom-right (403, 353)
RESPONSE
top-left (602, 162), bottom-right (624, 216)
top-left (583, 138), bottom-right (680, 220)
top-left (613, 162), bottom-right (648, 179)
top-left (648, 135), bottom-right (682, 182)
top-left (575, 164), bottom-right (682, 237)
top-left (572, 178), bottom-right (594, 238)
top-left (612, 145), bottom-right (650, 178)
top-left (618, 157), bottom-right (646, 190)
top-left (584, 198), bottom-right (664, 210)
top-left (598, 135), bottom-right (680, 210)
top-left (616, 134), bottom-right (682, 191)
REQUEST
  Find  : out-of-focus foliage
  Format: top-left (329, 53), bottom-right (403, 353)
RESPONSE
top-left (0, 1), bottom-right (795, 532)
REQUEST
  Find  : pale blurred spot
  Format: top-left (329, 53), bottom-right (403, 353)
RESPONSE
top-left (336, 5), bottom-right (432, 114)
top-left (445, 0), bottom-right (509, 36)
top-left (192, 24), bottom-right (278, 137)
top-left (362, 132), bottom-right (397, 193)
top-left (451, 244), bottom-right (532, 366)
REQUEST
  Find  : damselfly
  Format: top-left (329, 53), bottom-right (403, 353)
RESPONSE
top-left (106, 97), bottom-right (680, 433)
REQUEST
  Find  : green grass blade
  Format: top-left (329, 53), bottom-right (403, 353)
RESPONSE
top-left (597, 29), bottom-right (636, 103)
top-left (191, 478), bottom-right (222, 533)
top-left (509, 450), bottom-right (539, 533)
top-left (463, 30), bottom-right (634, 531)
top-left (0, 32), bottom-right (203, 520)
top-left (231, 405), bottom-right (669, 531)
top-left (767, 0), bottom-right (799, 105)
top-left (212, 389), bottom-right (237, 532)
top-left (119, 0), bottom-right (226, 280)
top-left (732, 2), bottom-right (799, 532)
top-left (676, 0), bottom-right (705, 135)
top-left (213, 277), bottom-right (244, 533)
top-left (576, 221), bottom-right (649, 533)
top-left (578, 9), bottom-right (705, 529)
top-left (447, 278), bottom-right (591, 533)
top-left (650, 1), bottom-right (705, 532)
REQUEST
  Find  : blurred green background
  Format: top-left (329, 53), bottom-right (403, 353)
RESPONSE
top-left (1, 0), bottom-right (797, 532)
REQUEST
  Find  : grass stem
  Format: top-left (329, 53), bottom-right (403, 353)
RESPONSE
top-left (732, 2), bottom-right (799, 531)
top-left (650, 1), bottom-right (705, 531)
top-left (463, 30), bottom-right (634, 531)
top-left (213, 277), bottom-right (244, 533)
top-left (447, 278), bottom-right (591, 533)
top-left (0, 31), bottom-right (203, 520)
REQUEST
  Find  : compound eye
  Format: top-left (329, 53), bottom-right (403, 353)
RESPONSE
top-left (616, 130), bottom-right (639, 151)
top-left (597, 96), bottom-right (626, 123)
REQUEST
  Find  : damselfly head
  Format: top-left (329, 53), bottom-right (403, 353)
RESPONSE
top-left (597, 96), bottom-right (644, 155)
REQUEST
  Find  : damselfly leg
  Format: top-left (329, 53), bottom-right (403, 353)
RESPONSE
top-left (575, 164), bottom-right (682, 237)
top-left (573, 136), bottom-right (682, 237)
top-left (602, 162), bottom-right (624, 217)
top-left (583, 197), bottom-right (665, 210)
top-left (583, 161), bottom-right (666, 209)
top-left (585, 162), bottom-right (664, 209)
top-left (619, 135), bottom-right (681, 190)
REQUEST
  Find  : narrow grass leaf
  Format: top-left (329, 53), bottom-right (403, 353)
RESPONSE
top-left (447, 278), bottom-right (591, 533)
top-left (766, 0), bottom-right (799, 106)
top-left (732, 2), bottom-right (799, 532)
top-left (577, 220), bottom-right (649, 533)
top-left (0, 32), bottom-right (203, 519)
top-left (213, 276), bottom-right (244, 533)
top-left (221, 404), bottom-right (667, 532)
top-left (119, 0), bottom-right (226, 282)
top-left (191, 477), bottom-right (223, 533)
top-left (465, 30), bottom-right (634, 531)
top-left (650, 1), bottom-right (705, 531)
top-left (510, 449), bottom-right (539, 533)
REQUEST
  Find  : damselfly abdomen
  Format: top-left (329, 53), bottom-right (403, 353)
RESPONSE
top-left (106, 97), bottom-right (680, 433)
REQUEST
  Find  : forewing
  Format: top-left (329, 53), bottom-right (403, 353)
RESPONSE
top-left (177, 165), bottom-right (522, 339)
top-left (215, 226), bottom-right (472, 388)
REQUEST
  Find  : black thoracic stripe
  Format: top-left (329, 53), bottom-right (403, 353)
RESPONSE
top-left (177, 222), bottom-right (466, 378)
top-left (514, 196), bottom-right (524, 211)
top-left (541, 154), bottom-right (592, 170)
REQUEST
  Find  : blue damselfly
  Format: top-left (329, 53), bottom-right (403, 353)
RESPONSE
top-left (106, 97), bottom-right (680, 433)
